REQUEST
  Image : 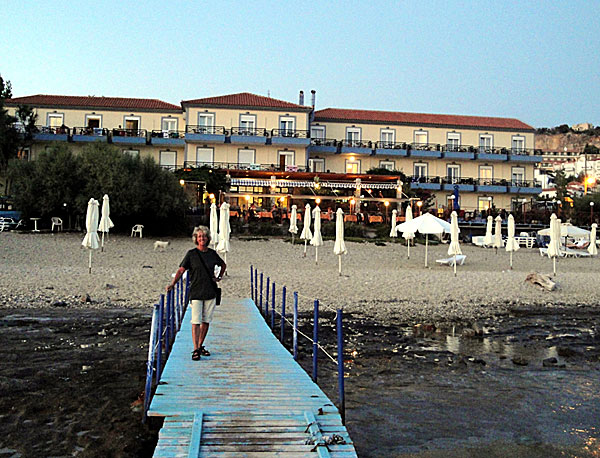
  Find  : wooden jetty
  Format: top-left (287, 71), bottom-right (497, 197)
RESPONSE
top-left (148, 297), bottom-right (357, 457)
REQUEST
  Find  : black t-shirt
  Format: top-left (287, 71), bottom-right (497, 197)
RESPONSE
top-left (180, 248), bottom-right (224, 300)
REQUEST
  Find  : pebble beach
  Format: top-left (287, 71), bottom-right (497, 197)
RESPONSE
top-left (1, 231), bottom-right (600, 322)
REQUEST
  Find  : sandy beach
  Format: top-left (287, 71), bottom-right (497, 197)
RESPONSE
top-left (1, 231), bottom-right (599, 457)
top-left (1, 231), bottom-right (600, 321)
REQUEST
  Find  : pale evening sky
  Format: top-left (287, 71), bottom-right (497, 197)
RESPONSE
top-left (2, 1), bottom-right (598, 128)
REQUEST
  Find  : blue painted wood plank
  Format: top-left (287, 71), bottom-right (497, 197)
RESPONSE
top-left (187, 412), bottom-right (203, 458)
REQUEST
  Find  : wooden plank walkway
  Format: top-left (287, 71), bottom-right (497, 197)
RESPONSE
top-left (148, 298), bottom-right (357, 457)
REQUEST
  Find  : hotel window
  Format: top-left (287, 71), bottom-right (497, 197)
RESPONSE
top-left (195, 147), bottom-right (214, 165)
top-left (414, 162), bottom-right (428, 178)
top-left (47, 113), bottom-right (63, 127)
top-left (380, 129), bottom-right (395, 148)
top-left (308, 158), bottom-right (325, 172)
top-left (159, 150), bottom-right (177, 170)
top-left (123, 149), bottom-right (139, 158)
top-left (346, 158), bottom-right (361, 173)
top-left (162, 118), bottom-right (178, 134)
top-left (512, 136), bottom-right (525, 154)
top-left (85, 115), bottom-right (101, 128)
top-left (278, 150), bottom-right (295, 168)
top-left (124, 116), bottom-right (141, 132)
top-left (311, 125), bottom-right (325, 139)
top-left (238, 148), bottom-right (255, 167)
top-left (198, 113), bottom-right (215, 133)
top-left (478, 197), bottom-right (493, 211)
top-left (447, 132), bottom-right (461, 151)
top-left (447, 164), bottom-right (460, 184)
top-left (240, 114), bottom-right (256, 135)
top-left (512, 167), bottom-right (525, 186)
top-left (346, 127), bottom-right (361, 146)
top-left (279, 116), bottom-right (295, 136)
top-left (479, 134), bottom-right (493, 153)
top-left (479, 165), bottom-right (493, 184)
top-left (379, 160), bottom-right (395, 171)
top-left (414, 130), bottom-right (428, 146)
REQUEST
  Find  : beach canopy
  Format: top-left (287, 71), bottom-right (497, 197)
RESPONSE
top-left (97, 194), bottom-right (114, 252)
top-left (396, 212), bottom-right (453, 267)
top-left (538, 222), bottom-right (590, 238)
top-left (447, 211), bottom-right (462, 276)
top-left (310, 205), bottom-right (323, 264)
top-left (209, 203), bottom-right (219, 248)
top-left (216, 202), bottom-right (231, 255)
top-left (589, 223), bottom-right (598, 256)
top-left (492, 216), bottom-right (503, 250)
top-left (483, 215), bottom-right (493, 247)
top-left (505, 214), bottom-right (520, 269)
top-left (333, 208), bottom-right (347, 275)
top-left (81, 198), bottom-right (100, 273)
top-left (389, 209), bottom-right (397, 237)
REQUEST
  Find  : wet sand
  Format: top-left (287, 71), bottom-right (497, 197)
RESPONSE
top-left (1, 232), bottom-right (599, 456)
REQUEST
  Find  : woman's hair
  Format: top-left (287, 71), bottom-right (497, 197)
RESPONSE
top-left (192, 225), bottom-right (210, 244)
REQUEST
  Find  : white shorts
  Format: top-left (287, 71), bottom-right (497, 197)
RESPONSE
top-left (190, 299), bottom-right (216, 324)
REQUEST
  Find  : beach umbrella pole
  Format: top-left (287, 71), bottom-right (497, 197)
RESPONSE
top-left (315, 247), bottom-right (319, 265)
top-left (454, 254), bottom-right (457, 276)
top-left (88, 251), bottom-right (92, 274)
top-left (425, 234), bottom-right (428, 267)
top-left (407, 239), bottom-right (410, 259)
top-left (292, 234), bottom-right (295, 245)
top-left (553, 257), bottom-right (556, 276)
top-left (510, 252), bottom-right (513, 270)
top-left (338, 255), bottom-right (342, 276)
top-left (101, 232), bottom-right (105, 252)
top-left (303, 240), bottom-right (307, 257)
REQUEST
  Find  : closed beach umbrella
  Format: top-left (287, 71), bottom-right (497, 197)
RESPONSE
top-left (310, 205), bottom-right (323, 264)
top-left (289, 204), bottom-right (298, 244)
top-left (401, 205), bottom-right (415, 258)
top-left (448, 211), bottom-right (462, 276)
top-left (389, 209), bottom-right (398, 237)
top-left (589, 223), bottom-right (598, 256)
top-left (81, 198), bottom-right (100, 274)
top-left (493, 216), bottom-right (502, 253)
top-left (97, 194), bottom-right (114, 252)
top-left (333, 208), bottom-right (347, 275)
top-left (505, 214), bottom-right (520, 269)
top-left (300, 203), bottom-right (312, 257)
top-left (216, 202), bottom-right (231, 266)
top-left (547, 213), bottom-right (562, 276)
top-left (209, 203), bottom-right (218, 249)
top-left (396, 212), bottom-right (452, 267)
top-left (483, 216), bottom-right (493, 247)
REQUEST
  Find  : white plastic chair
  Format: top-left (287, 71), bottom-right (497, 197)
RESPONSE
top-left (51, 217), bottom-right (63, 232)
top-left (435, 255), bottom-right (466, 266)
top-left (131, 224), bottom-right (144, 238)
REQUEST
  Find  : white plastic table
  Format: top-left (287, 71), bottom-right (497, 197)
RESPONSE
top-left (30, 218), bottom-right (40, 232)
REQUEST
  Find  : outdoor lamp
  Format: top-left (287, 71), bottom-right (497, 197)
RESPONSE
top-left (316, 198), bottom-right (321, 204)
top-left (209, 193), bottom-right (215, 201)
top-left (245, 195), bottom-right (250, 201)
top-left (350, 198), bottom-right (355, 205)
top-left (179, 179), bottom-right (185, 186)
top-left (384, 201), bottom-right (390, 207)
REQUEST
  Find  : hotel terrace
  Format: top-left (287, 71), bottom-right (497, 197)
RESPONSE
top-left (5, 91), bottom-right (541, 213)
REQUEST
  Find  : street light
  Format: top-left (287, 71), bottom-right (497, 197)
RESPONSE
top-left (416, 200), bottom-right (423, 216)
top-left (384, 201), bottom-right (390, 222)
top-left (585, 176), bottom-right (596, 194)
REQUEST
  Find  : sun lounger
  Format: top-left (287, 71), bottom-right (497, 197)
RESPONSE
top-left (436, 255), bottom-right (466, 266)
top-left (563, 248), bottom-right (592, 258)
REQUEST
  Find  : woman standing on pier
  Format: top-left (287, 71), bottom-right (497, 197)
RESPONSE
top-left (167, 225), bottom-right (226, 360)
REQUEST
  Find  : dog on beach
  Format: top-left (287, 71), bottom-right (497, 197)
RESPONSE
top-left (153, 241), bottom-right (170, 251)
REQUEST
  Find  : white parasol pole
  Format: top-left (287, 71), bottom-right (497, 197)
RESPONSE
top-left (304, 239), bottom-right (308, 257)
top-left (89, 251), bottom-right (92, 274)
top-left (425, 234), bottom-right (429, 267)
top-left (338, 255), bottom-right (342, 276)
top-left (454, 253), bottom-right (457, 276)
top-left (553, 257), bottom-right (556, 276)
top-left (510, 252), bottom-right (513, 270)
top-left (315, 246), bottom-right (318, 264)
top-left (407, 238), bottom-right (410, 259)
top-left (101, 232), bottom-right (105, 252)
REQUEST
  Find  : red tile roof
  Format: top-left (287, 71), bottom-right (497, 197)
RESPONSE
top-left (314, 108), bottom-right (534, 131)
top-left (182, 92), bottom-right (310, 111)
top-left (5, 95), bottom-right (181, 111)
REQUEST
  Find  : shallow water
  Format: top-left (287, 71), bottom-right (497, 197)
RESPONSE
top-left (299, 307), bottom-right (600, 457)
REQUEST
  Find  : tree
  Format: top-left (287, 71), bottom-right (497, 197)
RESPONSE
top-left (0, 75), bottom-right (19, 178)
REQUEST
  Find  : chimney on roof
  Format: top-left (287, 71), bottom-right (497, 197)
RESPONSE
top-left (311, 90), bottom-right (316, 108)
top-left (299, 90), bottom-right (304, 106)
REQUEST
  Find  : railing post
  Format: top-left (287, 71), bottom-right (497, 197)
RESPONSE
top-left (265, 277), bottom-right (270, 320)
top-left (293, 292), bottom-right (298, 361)
top-left (271, 281), bottom-right (275, 330)
top-left (336, 309), bottom-right (346, 425)
top-left (165, 292), bottom-right (172, 355)
top-left (143, 303), bottom-right (160, 422)
top-left (184, 272), bottom-right (190, 313)
top-left (254, 268), bottom-right (258, 306)
top-left (312, 299), bottom-right (319, 382)
top-left (156, 295), bottom-right (165, 384)
top-left (250, 264), bottom-right (254, 302)
top-left (259, 273), bottom-right (263, 314)
top-left (280, 286), bottom-right (286, 343)
top-left (174, 282), bottom-right (180, 331)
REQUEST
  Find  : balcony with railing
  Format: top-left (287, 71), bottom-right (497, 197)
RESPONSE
top-left (375, 141), bottom-right (409, 156)
top-left (72, 127), bottom-right (108, 142)
top-left (185, 125), bottom-right (227, 143)
top-left (111, 128), bottom-right (147, 145)
top-left (441, 144), bottom-right (476, 160)
top-left (182, 160), bottom-right (309, 173)
top-left (230, 127), bottom-right (269, 144)
top-left (307, 138), bottom-right (339, 154)
top-left (339, 139), bottom-right (374, 155)
top-left (33, 125), bottom-right (70, 141)
top-left (408, 175), bottom-right (442, 190)
top-left (408, 176), bottom-right (542, 193)
top-left (150, 130), bottom-right (186, 146)
top-left (269, 129), bottom-right (310, 146)
top-left (508, 179), bottom-right (542, 194)
top-left (475, 178), bottom-right (510, 193)
top-left (441, 177), bottom-right (476, 192)
top-left (408, 143), bottom-right (442, 158)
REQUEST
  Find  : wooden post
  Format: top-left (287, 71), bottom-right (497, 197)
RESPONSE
top-left (266, 277), bottom-right (270, 319)
top-left (156, 295), bottom-right (164, 384)
top-left (313, 299), bottom-right (319, 382)
top-left (250, 265), bottom-right (254, 302)
top-left (271, 281), bottom-right (275, 330)
top-left (143, 304), bottom-right (160, 422)
top-left (293, 292), bottom-right (298, 361)
top-left (336, 309), bottom-right (346, 425)
top-left (281, 286), bottom-right (286, 343)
